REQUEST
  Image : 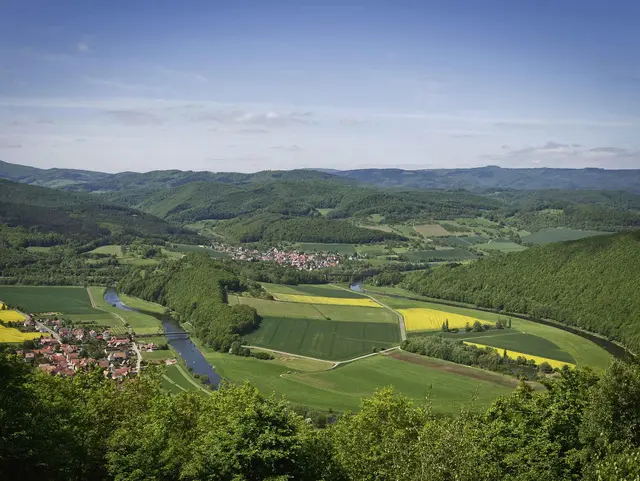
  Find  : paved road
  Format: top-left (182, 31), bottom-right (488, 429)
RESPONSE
top-left (132, 342), bottom-right (142, 372)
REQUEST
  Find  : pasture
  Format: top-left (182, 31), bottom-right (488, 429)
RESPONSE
top-left (399, 307), bottom-right (493, 332)
top-left (263, 283), bottom-right (365, 298)
top-left (476, 240), bottom-right (528, 253)
top-left (522, 228), bottom-right (610, 245)
top-left (89, 245), bottom-right (123, 256)
top-left (243, 317), bottom-right (400, 361)
top-left (202, 348), bottom-right (513, 413)
top-left (88, 287), bottom-right (163, 335)
top-left (0, 286), bottom-right (97, 314)
top-left (413, 223), bottom-right (450, 237)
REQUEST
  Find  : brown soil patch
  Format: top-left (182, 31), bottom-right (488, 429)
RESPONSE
top-left (386, 350), bottom-right (520, 388)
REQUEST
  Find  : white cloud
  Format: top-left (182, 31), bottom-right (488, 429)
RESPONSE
top-left (105, 109), bottom-right (164, 125)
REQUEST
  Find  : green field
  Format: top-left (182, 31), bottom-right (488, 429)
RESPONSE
top-left (162, 364), bottom-right (209, 395)
top-left (355, 244), bottom-right (390, 255)
top-left (89, 245), bottom-right (124, 256)
top-left (202, 348), bottom-right (513, 413)
top-left (291, 243), bottom-right (357, 255)
top-left (476, 241), bottom-right (528, 253)
top-left (317, 208), bottom-right (334, 216)
top-left (404, 248), bottom-right (477, 261)
top-left (369, 293), bottom-right (612, 371)
top-left (0, 286), bottom-right (97, 314)
top-left (244, 317), bottom-right (400, 361)
top-left (230, 295), bottom-right (394, 323)
top-left (522, 228), bottom-right (611, 245)
top-left (413, 223), bottom-right (450, 237)
top-left (262, 283), bottom-right (365, 298)
top-left (142, 350), bottom-right (175, 361)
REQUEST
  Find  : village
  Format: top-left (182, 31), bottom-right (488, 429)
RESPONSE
top-left (15, 317), bottom-right (166, 380)
top-left (212, 243), bottom-right (343, 270)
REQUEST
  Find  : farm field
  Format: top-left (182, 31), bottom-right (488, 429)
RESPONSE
top-left (202, 348), bottom-right (513, 413)
top-left (244, 316), bottom-right (400, 360)
top-left (476, 241), bottom-right (528, 253)
top-left (355, 244), bottom-right (390, 255)
top-left (89, 245), bottom-right (123, 256)
top-left (262, 283), bottom-right (366, 298)
top-left (230, 296), bottom-right (394, 323)
top-left (271, 293), bottom-right (382, 308)
top-left (0, 308), bottom-right (26, 322)
top-left (399, 307), bottom-right (493, 332)
top-left (368, 293), bottom-right (611, 371)
top-left (0, 286), bottom-right (98, 314)
top-left (0, 324), bottom-right (45, 343)
top-left (522, 228), bottom-right (611, 245)
top-left (413, 223), bottom-right (450, 237)
top-left (291, 243), bottom-right (357, 255)
top-left (464, 342), bottom-right (573, 369)
top-left (316, 208), bottom-right (334, 216)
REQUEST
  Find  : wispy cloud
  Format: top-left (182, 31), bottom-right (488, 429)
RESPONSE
top-left (192, 109), bottom-right (314, 127)
top-left (156, 66), bottom-right (208, 84)
top-left (105, 109), bottom-right (164, 125)
top-left (83, 76), bottom-right (163, 93)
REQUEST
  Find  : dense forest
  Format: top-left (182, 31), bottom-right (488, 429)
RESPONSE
top-left (1, 351), bottom-right (639, 480)
top-left (217, 213), bottom-right (403, 244)
top-left (118, 254), bottom-right (261, 351)
top-left (401, 231), bottom-right (640, 353)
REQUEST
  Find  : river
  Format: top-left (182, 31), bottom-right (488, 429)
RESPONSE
top-left (104, 289), bottom-right (222, 387)
top-left (349, 284), bottom-right (632, 360)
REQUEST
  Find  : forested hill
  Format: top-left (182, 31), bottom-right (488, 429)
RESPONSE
top-left (325, 166), bottom-right (640, 193)
top-left (402, 231), bottom-right (640, 353)
top-left (3, 159), bottom-right (640, 194)
top-left (0, 179), bottom-right (201, 246)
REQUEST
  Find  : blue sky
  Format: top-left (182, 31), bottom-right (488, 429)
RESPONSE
top-left (1, 0), bottom-right (639, 172)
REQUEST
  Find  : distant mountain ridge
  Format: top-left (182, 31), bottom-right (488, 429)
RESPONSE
top-left (2, 160), bottom-right (640, 193)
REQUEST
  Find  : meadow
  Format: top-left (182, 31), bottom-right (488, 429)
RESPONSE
top-left (413, 223), bottom-right (450, 237)
top-left (201, 347), bottom-right (514, 413)
top-left (263, 283), bottom-right (365, 298)
top-left (476, 240), bottom-right (528, 253)
top-left (404, 248), bottom-right (477, 261)
top-left (244, 317), bottom-right (400, 360)
top-left (88, 287), bottom-right (163, 335)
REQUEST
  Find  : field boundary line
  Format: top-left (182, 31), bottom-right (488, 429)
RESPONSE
top-left (86, 287), bottom-right (128, 328)
top-left (334, 285), bottom-right (407, 341)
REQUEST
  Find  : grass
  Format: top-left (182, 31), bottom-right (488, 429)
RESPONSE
top-left (89, 245), bottom-right (123, 256)
top-left (261, 283), bottom-right (366, 299)
top-left (522, 228), bottom-right (611, 245)
top-left (0, 286), bottom-right (98, 314)
top-left (163, 364), bottom-right (209, 395)
top-left (476, 241), bottom-right (528, 253)
top-left (355, 244), bottom-right (390, 255)
top-left (202, 349), bottom-right (512, 413)
top-left (26, 246), bottom-right (54, 253)
top-left (243, 317), bottom-right (400, 361)
top-left (142, 350), bottom-right (175, 361)
top-left (292, 243), bottom-right (357, 255)
top-left (464, 342), bottom-right (573, 369)
top-left (88, 287), bottom-right (162, 335)
top-left (413, 224), bottom-right (450, 237)
top-left (317, 208), bottom-right (334, 216)
top-left (369, 293), bottom-right (612, 372)
top-left (119, 295), bottom-right (166, 315)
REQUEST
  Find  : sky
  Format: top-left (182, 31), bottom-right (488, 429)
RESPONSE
top-left (0, 0), bottom-right (639, 173)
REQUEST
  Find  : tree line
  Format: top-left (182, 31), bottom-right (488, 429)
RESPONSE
top-left (1, 351), bottom-right (639, 480)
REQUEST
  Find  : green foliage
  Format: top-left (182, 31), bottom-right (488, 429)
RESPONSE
top-left (402, 231), bottom-right (640, 353)
top-left (118, 254), bottom-right (261, 351)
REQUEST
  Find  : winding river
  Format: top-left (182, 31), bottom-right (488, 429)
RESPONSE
top-left (104, 289), bottom-right (222, 387)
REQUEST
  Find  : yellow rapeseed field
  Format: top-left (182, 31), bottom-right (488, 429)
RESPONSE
top-left (0, 324), bottom-right (44, 343)
top-left (398, 307), bottom-right (491, 332)
top-left (0, 309), bottom-right (26, 322)
top-left (272, 293), bottom-right (382, 308)
top-left (463, 342), bottom-right (573, 369)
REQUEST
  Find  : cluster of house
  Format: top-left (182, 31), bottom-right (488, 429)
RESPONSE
top-left (212, 243), bottom-right (342, 270)
top-left (18, 332), bottom-right (139, 380)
